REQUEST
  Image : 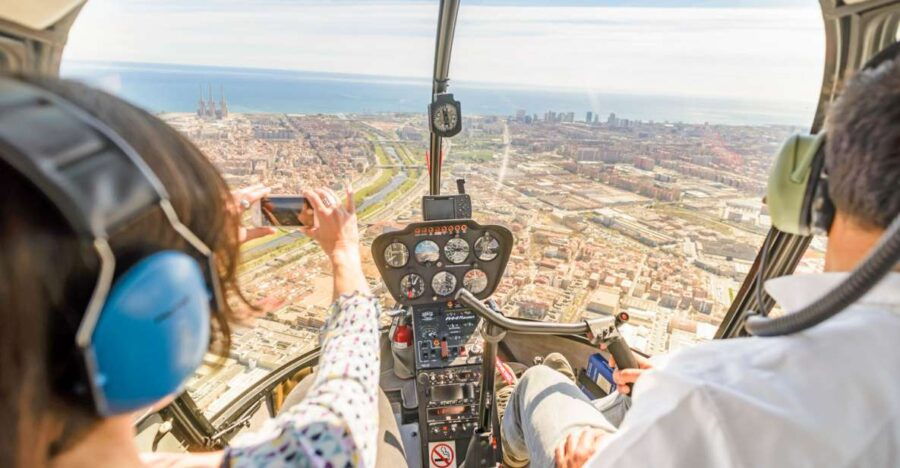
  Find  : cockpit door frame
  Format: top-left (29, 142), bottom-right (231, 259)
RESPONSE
top-left (716, 0), bottom-right (900, 339)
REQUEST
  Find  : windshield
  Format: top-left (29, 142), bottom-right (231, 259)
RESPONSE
top-left (62, 0), bottom-right (823, 416)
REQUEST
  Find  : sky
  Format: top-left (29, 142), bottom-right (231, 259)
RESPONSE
top-left (63, 0), bottom-right (825, 103)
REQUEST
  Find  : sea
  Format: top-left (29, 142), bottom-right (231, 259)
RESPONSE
top-left (60, 61), bottom-right (815, 127)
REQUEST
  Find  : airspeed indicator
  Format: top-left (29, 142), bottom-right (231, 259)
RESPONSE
top-left (384, 242), bottom-right (409, 268)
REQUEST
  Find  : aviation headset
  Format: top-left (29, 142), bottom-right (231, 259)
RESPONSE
top-left (767, 40), bottom-right (900, 237)
top-left (0, 77), bottom-right (223, 416)
top-left (750, 41), bottom-right (900, 336)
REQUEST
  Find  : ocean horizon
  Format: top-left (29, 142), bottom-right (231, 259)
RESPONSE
top-left (61, 60), bottom-right (816, 127)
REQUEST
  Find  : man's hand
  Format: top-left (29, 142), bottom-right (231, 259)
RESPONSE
top-left (555, 428), bottom-right (606, 468)
top-left (601, 343), bottom-right (653, 395)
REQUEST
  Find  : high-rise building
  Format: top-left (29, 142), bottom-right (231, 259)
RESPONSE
top-left (515, 109), bottom-right (526, 122)
top-left (607, 112), bottom-right (617, 126)
top-left (586, 111), bottom-right (593, 123)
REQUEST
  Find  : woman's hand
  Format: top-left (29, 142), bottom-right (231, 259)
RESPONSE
top-left (601, 343), bottom-right (653, 396)
top-left (301, 185), bottom-right (360, 260)
top-left (231, 184), bottom-right (276, 243)
top-left (302, 184), bottom-right (369, 298)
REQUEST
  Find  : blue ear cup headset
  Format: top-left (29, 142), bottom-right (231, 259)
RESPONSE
top-left (0, 77), bottom-right (223, 416)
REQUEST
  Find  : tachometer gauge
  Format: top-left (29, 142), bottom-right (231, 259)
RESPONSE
top-left (444, 238), bottom-right (470, 264)
top-left (474, 233), bottom-right (500, 261)
top-left (463, 269), bottom-right (488, 294)
top-left (399, 274), bottom-right (425, 300)
top-left (415, 240), bottom-right (440, 263)
top-left (384, 242), bottom-right (409, 268)
top-left (431, 271), bottom-right (457, 296)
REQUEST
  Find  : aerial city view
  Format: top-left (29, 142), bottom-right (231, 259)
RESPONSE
top-left (154, 90), bottom-right (824, 416)
top-left (58, 0), bottom-right (825, 417)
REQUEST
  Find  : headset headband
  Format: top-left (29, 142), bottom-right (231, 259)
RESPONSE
top-left (0, 77), bottom-right (223, 410)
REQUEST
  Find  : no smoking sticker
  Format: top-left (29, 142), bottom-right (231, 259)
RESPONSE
top-left (428, 441), bottom-right (456, 468)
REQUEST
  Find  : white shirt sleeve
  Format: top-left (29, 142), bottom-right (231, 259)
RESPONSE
top-left (587, 369), bottom-right (739, 468)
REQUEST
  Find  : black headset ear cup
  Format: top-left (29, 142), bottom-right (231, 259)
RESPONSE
top-left (811, 174), bottom-right (836, 235)
top-left (798, 141), bottom-right (834, 236)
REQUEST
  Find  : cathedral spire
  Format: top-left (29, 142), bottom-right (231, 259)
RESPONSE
top-left (206, 83), bottom-right (217, 118)
top-left (219, 84), bottom-right (228, 118)
top-left (197, 84), bottom-right (206, 117)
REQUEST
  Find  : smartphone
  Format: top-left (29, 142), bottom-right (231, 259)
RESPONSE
top-left (255, 195), bottom-right (311, 227)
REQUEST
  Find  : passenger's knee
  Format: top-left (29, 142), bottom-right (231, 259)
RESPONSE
top-left (519, 364), bottom-right (569, 389)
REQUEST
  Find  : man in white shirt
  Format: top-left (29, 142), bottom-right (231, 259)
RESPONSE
top-left (499, 58), bottom-right (900, 467)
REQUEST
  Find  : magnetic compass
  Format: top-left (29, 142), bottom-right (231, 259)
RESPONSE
top-left (428, 93), bottom-right (462, 138)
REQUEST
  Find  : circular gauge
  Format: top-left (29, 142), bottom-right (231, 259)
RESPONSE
top-left (432, 102), bottom-right (458, 133)
top-left (474, 233), bottom-right (500, 261)
top-left (415, 240), bottom-right (440, 263)
top-left (431, 271), bottom-right (457, 296)
top-left (463, 269), bottom-right (488, 294)
top-left (384, 242), bottom-right (409, 268)
top-left (444, 238), bottom-right (470, 264)
top-left (399, 273), bottom-right (425, 300)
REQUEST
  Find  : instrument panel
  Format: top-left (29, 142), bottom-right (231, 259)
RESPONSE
top-left (372, 220), bottom-right (513, 306)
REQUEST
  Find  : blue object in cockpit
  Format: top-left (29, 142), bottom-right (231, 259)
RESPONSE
top-left (586, 353), bottom-right (617, 395)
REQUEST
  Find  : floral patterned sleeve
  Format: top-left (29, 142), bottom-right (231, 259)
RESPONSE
top-left (222, 292), bottom-right (381, 468)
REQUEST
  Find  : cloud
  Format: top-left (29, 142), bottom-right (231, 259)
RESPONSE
top-left (63, 0), bottom-right (824, 103)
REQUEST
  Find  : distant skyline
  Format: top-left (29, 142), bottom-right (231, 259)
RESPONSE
top-left (64, 0), bottom-right (825, 105)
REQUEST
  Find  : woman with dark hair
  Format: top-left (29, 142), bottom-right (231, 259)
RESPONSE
top-left (0, 75), bottom-right (381, 467)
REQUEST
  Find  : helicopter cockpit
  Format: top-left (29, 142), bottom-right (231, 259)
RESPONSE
top-left (2, 0), bottom-right (900, 467)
